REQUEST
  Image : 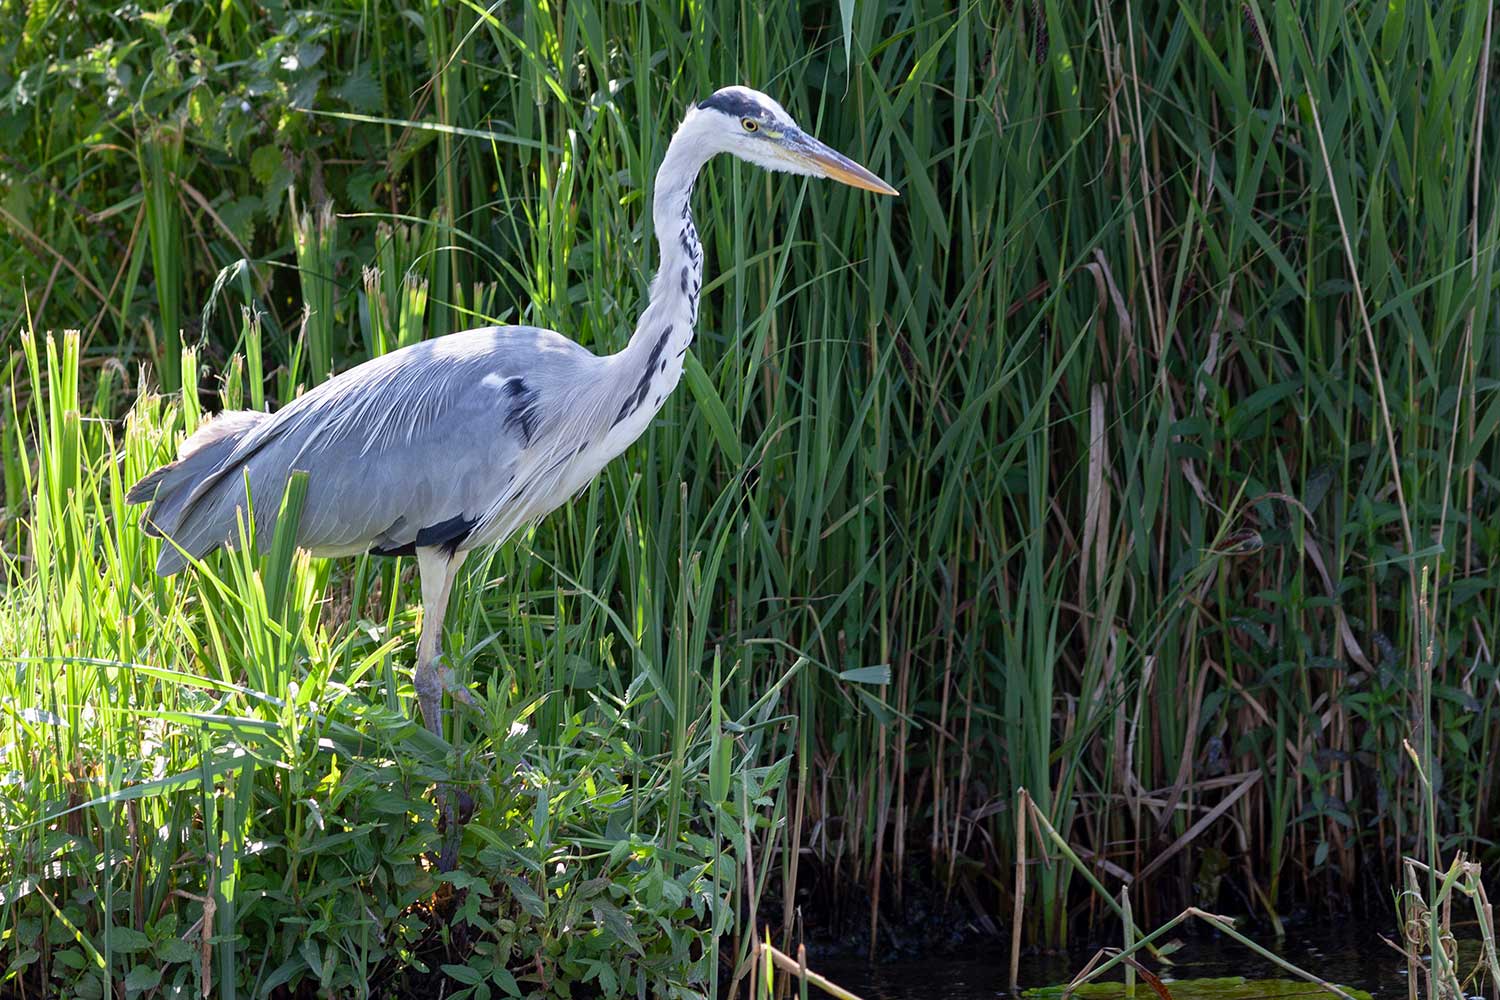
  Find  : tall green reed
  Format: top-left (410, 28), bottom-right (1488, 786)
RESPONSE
top-left (137, 126), bottom-right (185, 392)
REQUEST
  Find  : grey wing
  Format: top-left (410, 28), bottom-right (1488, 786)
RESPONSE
top-left (289, 374), bottom-right (526, 558)
top-left (163, 326), bottom-right (605, 565)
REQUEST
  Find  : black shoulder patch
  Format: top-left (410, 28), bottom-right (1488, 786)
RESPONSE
top-left (696, 89), bottom-right (765, 120)
top-left (502, 377), bottom-right (540, 445)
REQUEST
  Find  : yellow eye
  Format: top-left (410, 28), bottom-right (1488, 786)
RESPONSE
top-left (741, 117), bottom-right (759, 132)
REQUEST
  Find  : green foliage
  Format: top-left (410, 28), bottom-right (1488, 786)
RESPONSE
top-left (2, 0), bottom-right (1500, 994)
top-left (0, 331), bottom-right (794, 996)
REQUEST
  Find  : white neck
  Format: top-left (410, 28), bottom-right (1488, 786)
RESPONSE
top-left (608, 115), bottom-right (715, 429)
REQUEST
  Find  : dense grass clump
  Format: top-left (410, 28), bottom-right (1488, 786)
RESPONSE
top-left (2, 0), bottom-right (1500, 995)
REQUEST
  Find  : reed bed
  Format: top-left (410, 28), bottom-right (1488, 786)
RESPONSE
top-left (2, 0), bottom-right (1498, 995)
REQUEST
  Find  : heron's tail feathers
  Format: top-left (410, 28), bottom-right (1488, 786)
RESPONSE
top-left (127, 409), bottom-right (270, 574)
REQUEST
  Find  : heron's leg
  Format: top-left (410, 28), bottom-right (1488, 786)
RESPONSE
top-left (413, 547), bottom-right (470, 869)
top-left (413, 547), bottom-right (467, 740)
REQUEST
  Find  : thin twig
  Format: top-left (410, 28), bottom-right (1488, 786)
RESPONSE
top-left (758, 940), bottom-right (868, 1000)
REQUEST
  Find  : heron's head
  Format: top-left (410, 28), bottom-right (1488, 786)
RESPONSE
top-left (686, 86), bottom-right (898, 196)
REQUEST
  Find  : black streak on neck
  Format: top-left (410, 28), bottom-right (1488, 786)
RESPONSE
top-left (614, 325), bottom-right (673, 426)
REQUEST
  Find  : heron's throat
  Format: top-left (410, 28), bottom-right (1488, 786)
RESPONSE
top-left (612, 133), bottom-right (711, 427)
top-left (647, 136), bottom-right (710, 338)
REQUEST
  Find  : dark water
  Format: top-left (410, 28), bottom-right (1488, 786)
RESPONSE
top-left (816, 920), bottom-right (1420, 999)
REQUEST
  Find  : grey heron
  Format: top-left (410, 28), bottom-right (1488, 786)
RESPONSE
top-left (127, 86), bottom-right (896, 858)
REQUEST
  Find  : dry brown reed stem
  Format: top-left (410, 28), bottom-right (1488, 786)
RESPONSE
top-left (754, 938), bottom-right (868, 1000)
top-left (172, 889), bottom-right (215, 999)
top-left (1133, 771), bottom-right (1259, 884)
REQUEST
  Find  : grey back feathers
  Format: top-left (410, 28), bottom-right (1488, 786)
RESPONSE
top-left (130, 326), bottom-right (620, 575)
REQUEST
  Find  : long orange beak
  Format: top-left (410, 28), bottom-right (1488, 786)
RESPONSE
top-left (787, 130), bottom-right (899, 196)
